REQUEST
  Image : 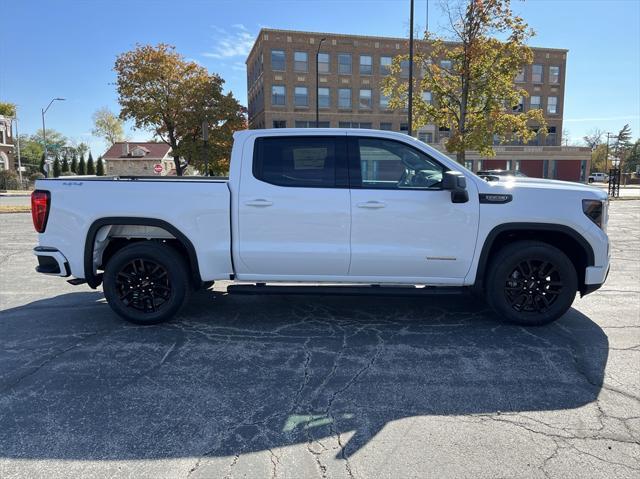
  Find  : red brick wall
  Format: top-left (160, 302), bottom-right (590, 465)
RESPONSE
top-left (556, 160), bottom-right (582, 182)
top-left (519, 160), bottom-right (544, 178)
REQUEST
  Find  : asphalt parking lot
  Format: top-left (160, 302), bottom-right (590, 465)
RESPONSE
top-left (0, 202), bottom-right (638, 479)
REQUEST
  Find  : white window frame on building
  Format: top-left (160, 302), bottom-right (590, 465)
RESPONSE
top-left (338, 53), bottom-right (352, 75)
top-left (549, 66), bottom-right (560, 84)
top-left (530, 95), bottom-right (541, 109)
top-left (318, 52), bottom-right (330, 73)
top-left (514, 68), bottom-right (526, 82)
top-left (294, 51), bottom-right (308, 72)
top-left (532, 64), bottom-right (543, 83)
top-left (359, 89), bottom-right (372, 109)
top-left (380, 56), bottom-right (392, 76)
top-left (272, 85), bottom-right (286, 106)
top-left (547, 96), bottom-right (558, 114)
top-left (338, 88), bottom-right (352, 109)
top-left (271, 50), bottom-right (286, 71)
top-left (359, 55), bottom-right (372, 75)
top-left (380, 90), bottom-right (390, 109)
top-left (318, 87), bottom-right (330, 109)
top-left (294, 86), bottom-right (309, 107)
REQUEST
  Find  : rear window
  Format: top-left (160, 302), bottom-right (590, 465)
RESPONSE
top-left (253, 136), bottom-right (339, 187)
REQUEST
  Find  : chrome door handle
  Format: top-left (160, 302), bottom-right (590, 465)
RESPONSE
top-left (244, 199), bottom-right (273, 207)
top-left (357, 201), bottom-right (386, 209)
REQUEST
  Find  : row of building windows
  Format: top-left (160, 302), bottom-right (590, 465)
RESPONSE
top-left (269, 120), bottom-right (559, 146)
top-left (516, 65), bottom-right (561, 84)
top-left (513, 95), bottom-right (559, 114)
top-left (271, 84), bottom-right (557, 116)
top-left (272, 85), bottom-right (394, 109)
top-left (269, 49), bottom-right (561, 84)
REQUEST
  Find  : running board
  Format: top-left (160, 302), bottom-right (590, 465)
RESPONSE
top-left (226, 284), bottom-right (468, 297)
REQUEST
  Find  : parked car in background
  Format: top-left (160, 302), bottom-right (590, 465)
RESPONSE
top-left (588, 172), bottom-right (609, 183)
top-left (31, 129), bottom-right (610, 327)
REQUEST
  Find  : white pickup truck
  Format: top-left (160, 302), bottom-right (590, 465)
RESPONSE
top-left (32, 129), bottom-right (610, 326)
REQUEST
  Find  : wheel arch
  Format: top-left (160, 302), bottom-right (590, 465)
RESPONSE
top-left (84, 217), bottom-right (202, 289)
top-left (474, 223), bottom-right (595, 294)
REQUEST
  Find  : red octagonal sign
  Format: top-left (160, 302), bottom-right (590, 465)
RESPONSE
top-left (153, 164), bottom-right (163, 174)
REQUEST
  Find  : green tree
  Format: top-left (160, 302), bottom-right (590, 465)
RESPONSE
top-left (76, 142), bottom-right (90, 160)
top-left (52, 157), bottom-right (61, 178)
top-left (62, 156), bottom-right (70, 172)
top-left (70, 153), bottom-right (78, 173)
top-left (383, 0), bottom-right (546, 163)
top-left (78, 154), bottom-right (86, 175)
top-left (17, 134), bottom-right (44, 171)
top-left (614, 124), bottom-right (632, 166)
top-left (96, 156), bottom-right (105, 176)
top-left (87, 152), bottom-right (96, 175)
top-left (114, 43), bottom-right (246, 175)
top-left (33, 129), bottom-right (67, 157)
top-left (0, 102), bottom-right (16, 117)
top-left (624, 139), bottom-right (640, 174)
top-left (92, 107), bottom-right (125, 146)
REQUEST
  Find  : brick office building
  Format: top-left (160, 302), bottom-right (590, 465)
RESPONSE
top-left (246, 28), bottom-right (590, 182)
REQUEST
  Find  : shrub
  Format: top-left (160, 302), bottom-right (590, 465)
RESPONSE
top-left (0, 170), bottom-right (20, 190)
top-left (29, 172), bottom-right (46, 182)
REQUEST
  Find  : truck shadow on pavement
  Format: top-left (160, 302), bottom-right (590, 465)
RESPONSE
top-left (0, 290), bottom-right (608, 461)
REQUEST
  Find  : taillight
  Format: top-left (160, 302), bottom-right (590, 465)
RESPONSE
top-left (31, 190), bottom-right (50, 233)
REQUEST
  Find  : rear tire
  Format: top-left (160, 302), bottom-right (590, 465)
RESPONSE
top-left (103, 242), bottom-right (190, 325)
top-left (485, 241), bottom-right (577, 326)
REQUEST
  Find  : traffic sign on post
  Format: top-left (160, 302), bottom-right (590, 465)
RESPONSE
top-left (154, 164), bottom-right (163, 174)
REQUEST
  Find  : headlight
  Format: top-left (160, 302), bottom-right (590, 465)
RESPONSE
top-left (582, 199), bottom-right (604, 229)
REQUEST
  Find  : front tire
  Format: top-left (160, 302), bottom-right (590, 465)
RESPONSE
top-left (485, 241), bottom-right (577, 326)
top-left (103, 242), bottom-right (190, 325)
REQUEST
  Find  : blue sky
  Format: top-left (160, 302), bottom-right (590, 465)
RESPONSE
top-left (1, 0), bottom-right (639, 156)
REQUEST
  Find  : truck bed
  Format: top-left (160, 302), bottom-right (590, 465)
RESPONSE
top-left (35, 177), bottom-right (233, 281)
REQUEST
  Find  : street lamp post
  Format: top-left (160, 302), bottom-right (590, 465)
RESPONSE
top-left (315, 37), bottom-right (326, 128)
top-left (408, 0), bottom-right (415, 137)
top-left (605, 132), bottom-right (620, 198)
top-left (41, 97), bottom-right (65, 176)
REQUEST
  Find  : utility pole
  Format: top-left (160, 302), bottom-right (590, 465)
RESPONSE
top-left (408, 0), bottom-right (415, 136)
top-left (202, 120), bottom-right (209, 176)
top-left (315, 37), bottom-right (326, 128)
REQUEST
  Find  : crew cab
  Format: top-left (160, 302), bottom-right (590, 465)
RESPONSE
top-left (32, 129), bottom-right (610, 326)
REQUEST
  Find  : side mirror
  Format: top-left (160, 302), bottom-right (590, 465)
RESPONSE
top-left (442, 170), bottom-right (469, 203)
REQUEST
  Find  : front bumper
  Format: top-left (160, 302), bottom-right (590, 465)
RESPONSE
top-left (581, 263), bottom-right (610, 296)
top-left (34, 247), bottom-right (70, 277)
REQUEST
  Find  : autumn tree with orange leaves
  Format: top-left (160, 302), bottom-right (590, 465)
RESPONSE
top-left (114, 44), bottom-right (246, 175)
top-left (383, 0), bottom-right (546, 163)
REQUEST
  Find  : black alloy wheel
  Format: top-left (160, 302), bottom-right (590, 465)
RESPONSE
top-left (486, 240), bottom-right (578, 326)
top-left (103, 242), bottom-right (190, 324)
top-left (504, 259), bottom-right (563, 313)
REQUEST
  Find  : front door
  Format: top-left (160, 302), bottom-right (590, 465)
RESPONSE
top-left (347, 135), bottom-right (479, 283)
top-left (237, 135), bottom-right (351, 278)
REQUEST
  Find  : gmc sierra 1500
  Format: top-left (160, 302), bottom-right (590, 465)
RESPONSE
top-left (32, 129), bottom-right (610, 326)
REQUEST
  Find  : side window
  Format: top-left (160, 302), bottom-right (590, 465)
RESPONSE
top-left (353, 138), bottom-right (444, 189)
top-left (253, 137), bottom-right (340, 188)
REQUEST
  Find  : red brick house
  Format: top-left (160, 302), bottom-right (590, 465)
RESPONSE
top-left (102, 142), bottom-right (174, 176)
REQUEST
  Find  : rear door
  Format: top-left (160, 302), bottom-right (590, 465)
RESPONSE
top-left (347, 135), bottom-right (479, 283)
top-left (236, 134), bottom-right (351, 278)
